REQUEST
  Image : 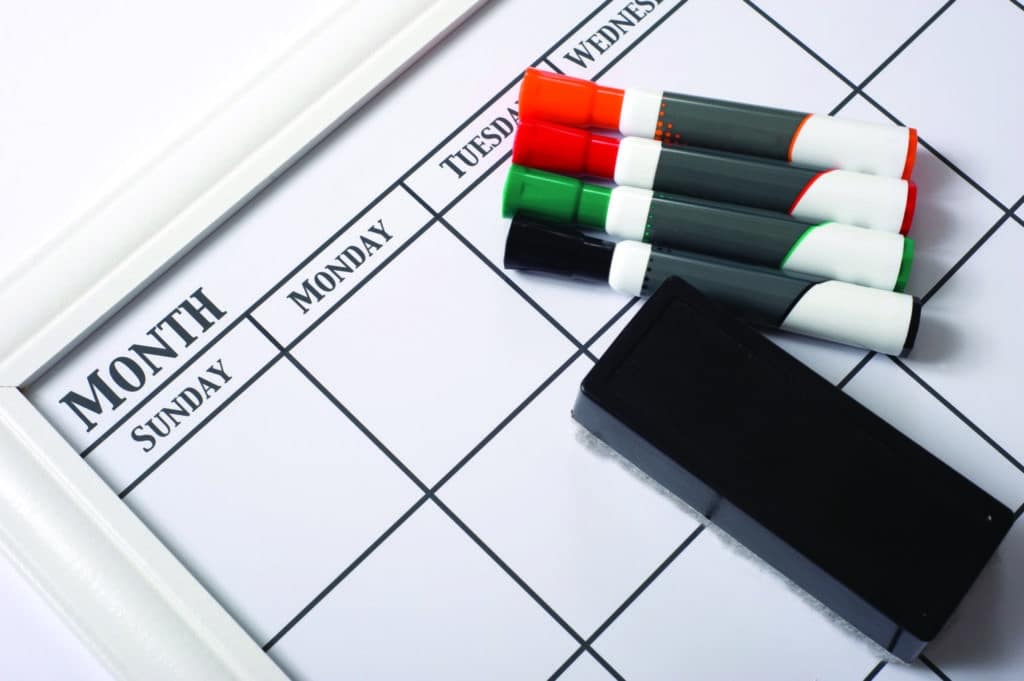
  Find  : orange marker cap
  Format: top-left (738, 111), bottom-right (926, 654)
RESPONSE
top-left (519, 68), bottom-right (624, 130)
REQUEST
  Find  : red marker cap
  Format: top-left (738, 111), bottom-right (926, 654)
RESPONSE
top-left (519, 68), bottom-right (624, 130)
top-left (512, 120), bottom-right (620, 179)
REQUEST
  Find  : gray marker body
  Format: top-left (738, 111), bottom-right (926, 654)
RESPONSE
top-left (641, 246), bottom-right (814, 327)
top-left (645, 195), bottom-right (810, 268)
top-left (652, 146), bottom-right (818, 214)
top-left (657, 93), bottom-right (805, 160)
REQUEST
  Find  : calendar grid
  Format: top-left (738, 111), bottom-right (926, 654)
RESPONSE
top-left (246, 300), bottom-right (645, 670)
top-left (891, 357), bottom-right (1024, 476)
top-left (401, 180), bottom-right (600, 361)
top-left (547, 525), bottom-right (707, 681)
top-left (247, 306), bottom-right (628, 677)
top-left (46, 1), bottom-right (1023, 678)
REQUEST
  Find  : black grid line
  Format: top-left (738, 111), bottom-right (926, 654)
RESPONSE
top-left (75, 195), bottom-right (429, 459)
top-left (743, 0), bottom-right (1014, 220)
top-left (920, 654), bottom-right (955, 681)
top-left (117, 346), bottom-right (287, 498)
top-left (920, 194), bottom-right (1024, 305)
top-left (592, 0), bottom-right (691, 81)
top-left (114, 219), bottom-right (436, 496)
top-left (542, 57), bottom-right (565, 75)
top-left (890, 356), bottom-right (1024, 476)
top-left (905, 133), bottom-right (1010, 213)
top-left (260, 337), bottom-right (633, 678)
top-left (843, 0), bottom-right (957, 106)
top-left (433, 494), bottom-right (628, 681)
top-left (262, 494), bottom-right (430, 652)
top-left (861, 660), bottom-right (887, 681)
top-left (547, 524), bottom-right (706, 681)
top-left (429, 349), bottom-right (590, 491)
top-left (583, 297), bottom-right (640, 347)
top-left (535, 0), bottom-right (618, 65)
top-left (401, 180), bottom-right (596, 359)
top-left (245, 286), bottom-right (652, 675)
top-left (837, 351), bottom-right (876, 390)
top-left (742, 0), bottom-right (957, 116)
top-left (1010, 0), bottom-right (1024, 13)
top-left (278, 220), bottom-right (438, 352)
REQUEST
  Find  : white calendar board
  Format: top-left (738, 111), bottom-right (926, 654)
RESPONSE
top-left (19, 1), bottom-right (1024, 679)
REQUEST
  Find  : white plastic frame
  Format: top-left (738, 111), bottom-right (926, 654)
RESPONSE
top-left (0, 1), bottom-right (487, 678)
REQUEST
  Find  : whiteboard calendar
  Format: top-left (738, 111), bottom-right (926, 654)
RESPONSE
top-left (21, 1), bottom-right (1024, 679)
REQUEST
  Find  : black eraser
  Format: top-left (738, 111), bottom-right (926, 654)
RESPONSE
top-left (573, 276), bottom-right (1012, 660)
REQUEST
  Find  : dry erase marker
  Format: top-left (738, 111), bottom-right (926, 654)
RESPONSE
top-left (504, 216), bottom-right (920, 356)
top-left (512, 121), bottom-right (916, 235)
top-left (502, 165), bottom-right (913, 291)
top-left (519, 68), bottom-right (918, 179)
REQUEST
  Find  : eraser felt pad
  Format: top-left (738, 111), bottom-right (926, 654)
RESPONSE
top-left (573, 277), bottom-right (1012, 661)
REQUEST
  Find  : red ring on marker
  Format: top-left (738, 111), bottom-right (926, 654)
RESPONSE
top-left (787, 170), bottom-right (831, 215)
top-left (900, 181), bottom-right (917, 235)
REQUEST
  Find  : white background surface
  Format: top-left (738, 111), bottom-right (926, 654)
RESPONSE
top-left (3, 1), bottom-right (1023, 680)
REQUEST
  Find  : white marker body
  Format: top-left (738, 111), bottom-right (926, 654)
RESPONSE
top-left (783, 223), bottom-right (906, 291)
top-left (780, 280), bottom-right (915, 356)
top-left (619, 89), bottom-right (663, 137)
top-left (790, 171), bottom-right (909, 234)
top-left (608, 241), bottom-right (652, 296)
top-left (613, 137), bottom-right (661, 189)
top-left (791, 115), bottom-right (912, 178)
top-left (605, 187), bottom-right (654, 241)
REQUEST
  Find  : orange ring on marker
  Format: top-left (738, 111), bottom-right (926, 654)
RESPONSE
top-left (901, 128), bottom-right (918, 180)
top-left (787, 113), bottom-right (812, 162)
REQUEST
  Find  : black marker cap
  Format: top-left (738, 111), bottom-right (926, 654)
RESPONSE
top-left (504, 214), bottom-right (613, 282)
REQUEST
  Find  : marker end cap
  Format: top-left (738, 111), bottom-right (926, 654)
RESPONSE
top-left (504, 214), bottom-right (612, 282)
top-left (519, 67), bottom-right (623, 129)
top-left (512, 121), bottom-right (619, 179)
top-left (502, 164), bottom-right (608, 226)
top-left (501, 165), bottom-right (534, 218)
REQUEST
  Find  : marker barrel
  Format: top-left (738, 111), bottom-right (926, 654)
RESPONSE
top-left (513, 121), bottom-right (916, 235)
top-left (502, 165), bottom-right (914, 291)
top-left (519, 68), bottom-right (917, 179)
top-left (504, 216), bottom-right (920, 356)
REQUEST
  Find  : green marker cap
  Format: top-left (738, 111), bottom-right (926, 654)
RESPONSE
top-left (502, 164), bottom-right (611, 230)
top-left (895, 236), bottom-right (914, 292)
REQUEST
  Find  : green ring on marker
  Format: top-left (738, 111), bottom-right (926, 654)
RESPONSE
top-left (895, 237), bottom-right (914, 292)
